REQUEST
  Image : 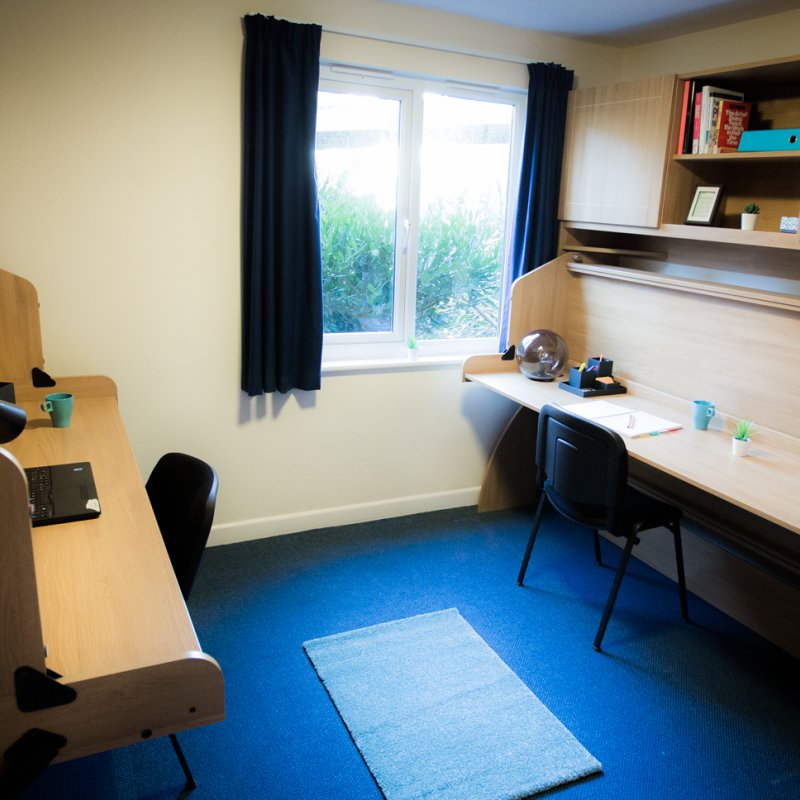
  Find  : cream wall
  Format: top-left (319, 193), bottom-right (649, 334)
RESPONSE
top-left (0, 0), bottom-right (794, 544)
top-left (621, 8), bottom-right (800, 78)
top-left (0, 0), bottom-right (615, 544)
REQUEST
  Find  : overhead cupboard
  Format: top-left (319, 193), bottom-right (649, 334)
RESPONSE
top-left (558, 55), bottom-right (800, 257)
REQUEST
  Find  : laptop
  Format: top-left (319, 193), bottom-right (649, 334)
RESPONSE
top-left (25, 462), bottom-right (102, 527)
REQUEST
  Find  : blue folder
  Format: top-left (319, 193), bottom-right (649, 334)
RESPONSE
top-left (738, 129), bottom-right (799, 152)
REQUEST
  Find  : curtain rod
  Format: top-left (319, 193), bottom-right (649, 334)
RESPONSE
top-left (243, 13), bottom-right (534, 68)
top-left (320, 23), bottom-right (532, 68)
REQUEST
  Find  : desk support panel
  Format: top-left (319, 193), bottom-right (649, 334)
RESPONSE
top-left (1, 652), bottom-right (224, 764)
top-left (477, 406), bottom-right (539, 513)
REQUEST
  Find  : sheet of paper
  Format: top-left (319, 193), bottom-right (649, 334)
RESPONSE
top-left (562, 400), bottom-right (632, 420)
top-left (599, 411), bottom-right (682, 438)
top-left (562, 401), bottom-right (682, 438)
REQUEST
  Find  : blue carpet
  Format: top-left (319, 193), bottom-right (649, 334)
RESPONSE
top-left (16, 506), bottom-right (800, 799)
top-left (304, 608), bottom-right (602, 800)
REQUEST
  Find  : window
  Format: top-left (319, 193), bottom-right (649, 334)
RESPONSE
top-left (316, 66), bottom-right (524, 361)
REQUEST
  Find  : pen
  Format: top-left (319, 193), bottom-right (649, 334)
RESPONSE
top-left (627, 414), bottom-right (635, 429)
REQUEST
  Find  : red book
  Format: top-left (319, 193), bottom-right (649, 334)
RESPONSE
top-left (677, 80), bottom-right (691, 154)
top-left (715, 100), bottom-right (751, 153)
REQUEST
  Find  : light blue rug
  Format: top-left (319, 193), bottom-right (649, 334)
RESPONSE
top-left (303, 608), bottom-right (602, 800)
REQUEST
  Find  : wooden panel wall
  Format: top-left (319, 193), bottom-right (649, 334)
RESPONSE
top-left (564, 268), bottom-right (800, 438)
top-left (0, 268), bottom-right (44, 382)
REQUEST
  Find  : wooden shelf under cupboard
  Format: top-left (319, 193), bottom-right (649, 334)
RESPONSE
top-left (566, 261), bottom-right (800, 313)
top-left (561, 245), bottom-right (667, 259)
top-left (561, 221), bottom-right (799, 250)
top-left (659, 224), bottom-right (799, 249)
top-left (673, 152), bottom-right (800, 164)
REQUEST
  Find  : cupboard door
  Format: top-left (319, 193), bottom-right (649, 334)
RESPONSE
top-left (559, 75), bottom-right (676, 227)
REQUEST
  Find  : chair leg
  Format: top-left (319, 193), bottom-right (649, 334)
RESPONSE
top-left (593, 533), bottom-right (637, 652)
top-left (170, 733), bottom-right (197, 799)
top-left (671, 522), bottom-right (690, 622)
top-left (592, 530), bottom-right (603, 565)
top-left (517, 493), bottom-right (547, 586)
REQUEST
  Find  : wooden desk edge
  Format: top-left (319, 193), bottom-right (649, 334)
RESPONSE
top-left (13, 375), bottom-right (118, 403)
top-left (1, 650), bottom-right (225, 763)
top-left (462, 354), bottom-right (516, 381)
top-left (464, 368), bottom-right (800, 536)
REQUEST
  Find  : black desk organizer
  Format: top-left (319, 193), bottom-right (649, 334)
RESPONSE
top-left (559, 357), bottom-right (627, 398)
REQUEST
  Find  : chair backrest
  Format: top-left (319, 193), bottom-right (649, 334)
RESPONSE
top-left (535, 404), bottom-right (628, 533)
top-left (145, 452), bottom-right (218, 600)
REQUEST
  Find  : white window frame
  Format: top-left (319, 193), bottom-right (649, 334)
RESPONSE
top-left (318, 64), bottom-right (526, 364)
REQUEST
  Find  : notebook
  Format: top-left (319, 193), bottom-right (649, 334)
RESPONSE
top-left (562, 400), bottom-right (682, 438)
top-left (26, 462), bottom-right (101, 527)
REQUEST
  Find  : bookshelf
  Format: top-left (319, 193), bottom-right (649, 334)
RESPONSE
top-left (559, 55), bottom-right (800, 253)
top-left (663, 56), bottom-right (800, 243)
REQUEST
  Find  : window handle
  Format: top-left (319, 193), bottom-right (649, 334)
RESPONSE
top-left (402, 219), bottom-right (410, 254)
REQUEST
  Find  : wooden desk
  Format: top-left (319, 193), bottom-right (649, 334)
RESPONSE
top-left (463, 253), bottom-right (800, 656)
top-left (0, 377), bottom-right (224, 767)
top-left (466, 368), bottom-right (800, 536)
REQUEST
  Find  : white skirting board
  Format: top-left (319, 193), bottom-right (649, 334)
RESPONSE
top-left (208, 486), bottom-right (481, 545)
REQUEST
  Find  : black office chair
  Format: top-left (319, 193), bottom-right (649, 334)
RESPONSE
top-left (517, 404), bottom-right (689, 651)
top-left (146, 452), bottom-right (219, 799)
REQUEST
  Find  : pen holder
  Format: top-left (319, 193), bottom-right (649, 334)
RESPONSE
top-left (587, 357), bottom-right (613, 378)
top-left (568, 367), bottom-right (596, 389)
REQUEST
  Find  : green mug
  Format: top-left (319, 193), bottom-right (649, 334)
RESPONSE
top-left (41, 392), bottom-right (74, 428)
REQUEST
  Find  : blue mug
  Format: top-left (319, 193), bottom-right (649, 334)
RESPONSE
top-left (692, 400), bottom-right (715, 430)
top-left (41, 392), bottom-right (74, 428)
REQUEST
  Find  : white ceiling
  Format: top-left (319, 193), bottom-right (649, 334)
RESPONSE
top-left (383, 0), bottom-right (800, 46)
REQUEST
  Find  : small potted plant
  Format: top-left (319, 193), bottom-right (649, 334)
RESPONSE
top-left (741, 203), bottom-right (760, 231)
top-left (406, 334), bottom-right (418, 361)
top-left (731, 419), bottom-right (753, 456)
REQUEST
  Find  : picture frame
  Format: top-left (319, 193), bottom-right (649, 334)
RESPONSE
top-left (686, 185), bottom-right (722, 225)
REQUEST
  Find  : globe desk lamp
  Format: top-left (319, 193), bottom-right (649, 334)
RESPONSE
top-left (516, 329), bottom-right (569, 381)
top-left (0, 399), bottom-right (27, 444)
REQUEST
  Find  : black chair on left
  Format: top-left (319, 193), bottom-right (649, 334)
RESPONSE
top-left (517, 404), bottom-right (689, 652)
top-left (146, 452), bottom-right (219, 799)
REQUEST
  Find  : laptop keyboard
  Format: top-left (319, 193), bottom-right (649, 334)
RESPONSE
top-left (26, 466), bottom-right (52, 522)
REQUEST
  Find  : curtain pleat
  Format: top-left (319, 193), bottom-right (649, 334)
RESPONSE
top-left (241, 14), bottom-right (323, 395)
top-left (499, 62), bottom-right (574, 351)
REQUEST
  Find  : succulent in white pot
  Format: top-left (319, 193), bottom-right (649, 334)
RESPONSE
top-left (741, 202), bottom-right (760, 231)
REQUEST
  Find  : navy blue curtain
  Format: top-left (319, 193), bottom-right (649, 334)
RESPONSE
top-left (241, 15), bottom-right (323, 395)
top-left (499, 62), bottom-right (574, 351)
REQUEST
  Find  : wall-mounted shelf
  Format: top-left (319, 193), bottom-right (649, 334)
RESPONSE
top-left (567, 262), bottom-right (800, 313)
top-left (561, 245), bottom-right (666, 259)
top-left (673, 152), bottom-right (800, 164)
top-left (659, 224), bottom-right (798, 249)
top-left (559, 56), bottom-right (800, 256)
top-left (663, 56), bottom-right (800, 236)
top-left (562, 221), bottom-right (798, 251)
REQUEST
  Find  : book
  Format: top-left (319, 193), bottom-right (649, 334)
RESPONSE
top-left (713, 99), bottom-right (751, 152)
top-left (677, 80), bottom-right (691, 154)
top-left (562, 401), bottom-right (682, 439)
top-left (698, 85), bottom-right (744, 153)
top-left (708, 98), bottom-right (723, 151)
top-left (682, 80), bottom-right (697, 154)
top-left (691, 89), bottom-right (703, 153)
